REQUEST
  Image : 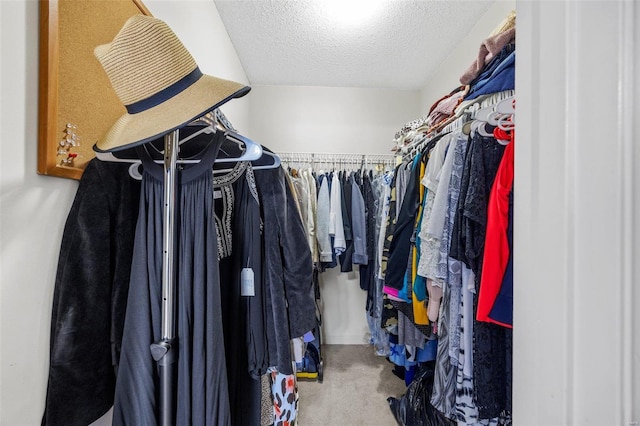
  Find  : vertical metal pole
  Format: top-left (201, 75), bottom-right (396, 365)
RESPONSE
top-left (150, 129), bottom-right (179, 426)
top-left (162, 130), bottom-right (178, 341)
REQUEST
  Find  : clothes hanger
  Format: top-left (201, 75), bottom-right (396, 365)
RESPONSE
top-left (497, 114), bottom-right (515, 131)
top-left (213, 144), bottom-right (279, 175)
top-left (486, 96), bottom-right (514, 143)
top-left (472, 92), bottom-right (515, 124)
top-left (95, 125), bottom-right (263, 179)
top-left (95, 124), bottom-right (261, 163)
top-left (251, 148), bottom-right (281, 170)
top-left (474, 104), bottom-right (496, 122)
top-left (496, 96), bottom-right (515, 114)
top-left (467, 99), bottom-right (513, 140)
top-left (217, 130), bottom-right (263, 162)
top-left (470, 119), bottom-right (496, 137)
top-left (495, 97), bottom-right (515, 130)
top-left (179, 125), bottom-right (262, 163)
top-left (94, 148), bottom-right (144, 180)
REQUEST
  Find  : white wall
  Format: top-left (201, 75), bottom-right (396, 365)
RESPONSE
top-left (419, 0), bottom-right (515, 113)
top-left (248, 84), bottom-right (421, 343)
top-left (0, 1), bottom-right (249, 425)
top-left (248, 84), bottom-right (420, 154)
top-left (1, 4), bottom-right (79, 425)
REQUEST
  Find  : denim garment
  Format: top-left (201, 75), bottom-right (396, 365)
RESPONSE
top-left (488, 190), bottom-right (514, 326)
top-left (351, 174), bottom-right (368, 265)
top-left (466, 50), bottom-right (515, 101)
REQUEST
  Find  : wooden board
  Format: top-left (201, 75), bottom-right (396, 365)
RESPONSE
top-left (38, 0), bottom-right (151, 180)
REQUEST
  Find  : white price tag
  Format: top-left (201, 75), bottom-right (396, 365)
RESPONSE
top-left (241, 268), bottom-right (255, 297)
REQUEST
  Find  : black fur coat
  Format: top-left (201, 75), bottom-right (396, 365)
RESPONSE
top-left (42, 159), bottom-right (141, 425)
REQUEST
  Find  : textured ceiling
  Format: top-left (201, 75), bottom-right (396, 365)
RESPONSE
top-left (213, 0), bottom-right (495, 90)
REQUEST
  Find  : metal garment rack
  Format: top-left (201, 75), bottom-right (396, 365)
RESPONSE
top-left (148, 129), bottom-right (180, 426)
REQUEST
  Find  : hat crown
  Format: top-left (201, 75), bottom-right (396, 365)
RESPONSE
top-left (95, 15), bottom-right (198, 106)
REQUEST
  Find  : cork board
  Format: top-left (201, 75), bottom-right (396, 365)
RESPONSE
top-left (38, 0), bottom-right (151, 180)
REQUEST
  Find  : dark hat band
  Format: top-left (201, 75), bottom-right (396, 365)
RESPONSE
top-left (125, 67), bottom-right (203, 114)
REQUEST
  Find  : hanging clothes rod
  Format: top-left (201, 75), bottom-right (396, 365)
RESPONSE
top-left (277, 152), bottom-right (397, 165)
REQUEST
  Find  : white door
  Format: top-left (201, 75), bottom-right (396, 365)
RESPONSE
top-left (515, 1), bottom-right (639, 424)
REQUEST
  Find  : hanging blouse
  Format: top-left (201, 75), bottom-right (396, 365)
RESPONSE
top-left (303, 169), bottom-right (319, 264)
top-left (351, 174), bottom-right (368, 266)
top-left (417, 133), bottom-right (454, 282)
top-left (289, 171), bottom-right (311, 237)
top-left (215, 161), bottom-right (266, 425)
top-left (316, 177), bottom-right (332, 263)
top-left (477, 138), bottom-right (514, 327)
top-left (330, 173), bottom-right (346, 255)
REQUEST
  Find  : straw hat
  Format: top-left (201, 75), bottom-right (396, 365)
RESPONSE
top-left (93, 15), bottom-right (250, 152)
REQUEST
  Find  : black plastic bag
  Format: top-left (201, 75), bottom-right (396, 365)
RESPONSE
top-left (387, 363), bottom-right (455, 426)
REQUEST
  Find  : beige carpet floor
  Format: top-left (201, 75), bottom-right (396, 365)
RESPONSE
top-left (296, 344), bottom-right (406, 426)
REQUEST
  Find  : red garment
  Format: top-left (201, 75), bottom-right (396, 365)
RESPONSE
top-left (477, 137), bottom-right (514, 327)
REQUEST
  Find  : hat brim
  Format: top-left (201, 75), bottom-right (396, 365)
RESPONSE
top-left (94, 74), bottom-right (250, 152)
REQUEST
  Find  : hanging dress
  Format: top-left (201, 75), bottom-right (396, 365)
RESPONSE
top-left (113, 131), bottom-right (231, 425)
top-left (214, 160), bottom-right (267, 425)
